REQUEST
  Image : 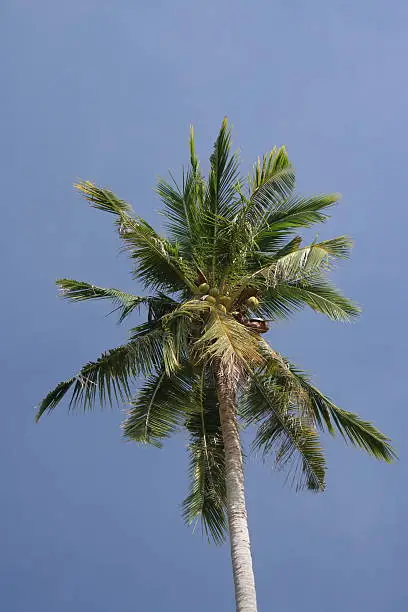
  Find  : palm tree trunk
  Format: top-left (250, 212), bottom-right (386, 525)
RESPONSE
top-left (216, 367), bottom-right (258, 612)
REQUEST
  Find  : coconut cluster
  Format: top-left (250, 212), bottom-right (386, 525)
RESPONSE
top-left (198, 283), bottom-right (260, 313)
top-left (198, 284), bottom-right (231, 313)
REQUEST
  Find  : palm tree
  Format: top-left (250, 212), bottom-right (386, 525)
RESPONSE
top-left (37, 119), bottom-right (395, 612)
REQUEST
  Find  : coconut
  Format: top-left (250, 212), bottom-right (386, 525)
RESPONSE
top-left (209, 287), bottom-right (220, 298)
top-left (205, 295), bottom-right (217, 304)
top-left (246, 296), bottom-right (260, 309)
top-left (219, 295), bottom-right (232, 309)
top-left (198, 282), bottom-right (210, 294)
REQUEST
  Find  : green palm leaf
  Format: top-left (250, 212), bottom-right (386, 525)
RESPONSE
top-left (274, 236), bottom-right (352, 279)
top-left (288, 368), bottom-right (396, 462)
top-left (248, 146), bottom-right (294, 193)
top-left (182, 369), bottom-right (227, 544)
top-left (158, 127), bottom-right (206, 257)
top-left (75, 181), bottom-right (132, 215)
top-left (256, 345), bottom-right (395, 463)
top-left (36, 324), bottom-right (164, 420)
top-left (242, 371), bottom-right (326, 491)
top-left (255, 193), bottom-right (341, 252)
top-left (124, 223), bottom-right (197, 292)
top-left (252, 236), bottom-right (353, 289)
top-left (123, 368), bottom-right (192, 447)
top-left (246, 146), bottom-right (295, 228)
top-left (206, 117), bottom-right (241, 217)
top-left (75, 181), bottom-right (197, 293)
top-left (260, 276), bottom-right (360, 322)
top-left (200, 118), bottom-right (242, 282)
top-left (57, 278), bottom-right (176, 323)
top-left (157, 170), bottom-right (200, 248)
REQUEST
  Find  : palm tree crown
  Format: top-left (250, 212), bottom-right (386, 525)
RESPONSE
top-left (37, 118), bottom-right (395, 544)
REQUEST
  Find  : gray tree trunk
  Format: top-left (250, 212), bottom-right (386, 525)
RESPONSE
top-left (216, 367), bottom-right (258, 612)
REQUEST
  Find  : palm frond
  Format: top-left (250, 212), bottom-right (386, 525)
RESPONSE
top-left (259, 277), bottom-right (360, 322)
top-left (206, 117), bottom-right (241, 217)
top-left (129, 229), bottom-right (197, 293)
top-left (255, 344), bottom-right (396, 463)
top-left (57, 278), bottom-right (176, 323)
top-left (265, 192), bottom-right (341, 231)
top-left (193, 310), bottom-right (263, 374)
top-left (242, 371), bottom-right (326, 491)
top-left (216, 147), bottom-right (295, 269)
top-left (209, 210), bottom-right (260, 284)
top-left (157, 171), bottom-right (200, 250)
top-left (182, 368), bottom-right (227, 544)
top-left (246, 146), bottom-right (295, 227)
top-left (201, 118), bottom-right (242, 282)
top-left (75, 181), bottom-right (132, 215)
top-left (288, 368), bottom-right (396, 462)
top-left (158, 126), bottom-right (206, 256)
top-left (75, 181), bottom-right (197, 293)
top-left (288, 278), bottom-right (360, 321)
top-left (35, 325), bottom-right (164, 420)
top-left (274, 236), bottom-right (352, 276)
top-left (162, 322), bottom-right (189, 377)
top-left (254, 236), bottom-right (353, 286)
top-left (255, 193), bottom-right (341, 252)
top-left (122, 368), bottom-right (192, 447)
top-left (156, 298), bottom-right (213, 374)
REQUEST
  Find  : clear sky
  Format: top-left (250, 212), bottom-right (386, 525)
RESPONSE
top-left (1, 1), bottom-right (407, 610)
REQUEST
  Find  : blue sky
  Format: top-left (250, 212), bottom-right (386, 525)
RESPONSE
top-left (1, 1), bottom-right (407, 610)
